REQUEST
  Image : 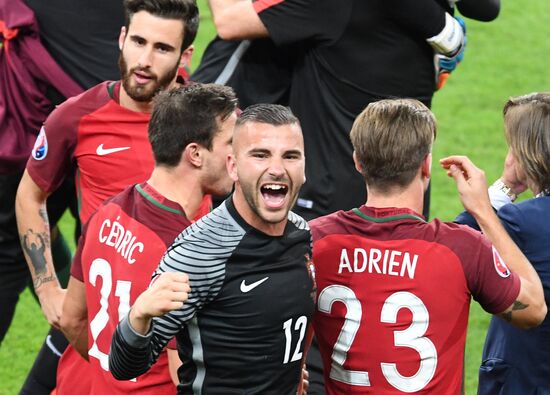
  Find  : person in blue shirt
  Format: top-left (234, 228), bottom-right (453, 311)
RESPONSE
top-left (455, 92), bottom-right (550, 394)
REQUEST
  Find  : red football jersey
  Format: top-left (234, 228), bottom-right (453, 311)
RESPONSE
top-left (57, 183), bottom-right (191, 394)
top-left (26, 81), bottom-right (212, 224)
top-left (310, 206), bottom-right (520, 395)
top-left (27, 81), bottom-right (153, 223)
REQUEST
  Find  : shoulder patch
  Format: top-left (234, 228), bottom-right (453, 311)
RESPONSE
top-left (31, 127), bottom-right (48, 161)
top-left (492, 246), bottom-right (511, 278)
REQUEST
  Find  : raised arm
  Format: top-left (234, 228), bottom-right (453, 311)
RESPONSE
top-left (208, 0), bottom-right (268, 40)
top-left (15, 169), bottom-right (65, 328)
top-left (109, 271), bottom-right (190, 380)
top-left (441, 155), bottom-right (546, 329)
top-left (457, 0), bottom-right (500, 22)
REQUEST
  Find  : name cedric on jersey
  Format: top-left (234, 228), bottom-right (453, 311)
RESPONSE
top-left (338, 248), bottom-right (419, 279)
top-left (98, 216), bottom-right (144, 264)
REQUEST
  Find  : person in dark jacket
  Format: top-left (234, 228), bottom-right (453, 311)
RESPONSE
top-left (455, 93), bottom-right (550, 395)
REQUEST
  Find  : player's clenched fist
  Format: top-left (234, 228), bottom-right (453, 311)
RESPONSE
top-left (129, 272), bottom-right (190, 335)
top-left (440, 155), bottom-right (493, 218)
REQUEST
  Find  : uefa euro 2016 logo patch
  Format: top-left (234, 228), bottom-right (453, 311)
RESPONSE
top-left (492, 246), bottom-right (511, 278)
top-left (32, 127), bottom-right (48, 160)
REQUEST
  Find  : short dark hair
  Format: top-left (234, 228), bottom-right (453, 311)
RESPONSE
top-left (149, 83), bottom-right (238, 166)
top-left (236, 103), bottom-right (299, 127)
top-left (350, 99), bottom-right (436, 192)
top-left (124, 0), bottom-right (199, 51)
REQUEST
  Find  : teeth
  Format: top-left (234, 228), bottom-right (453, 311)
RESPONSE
top-left (264, 184), bottom-right (285, 190)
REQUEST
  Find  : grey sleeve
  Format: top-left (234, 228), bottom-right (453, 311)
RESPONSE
top-left (109, 204), bottom-right (244, 380)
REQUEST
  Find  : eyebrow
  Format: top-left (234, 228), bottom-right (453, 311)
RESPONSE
top-left (284, 149), bottom-right (303, 157)
top-left (129, 34), bottom-right (176, 52)
top-left (247, 148), bottom-right (303, 156)
top-left (248, 148), bottom-right (270, 155)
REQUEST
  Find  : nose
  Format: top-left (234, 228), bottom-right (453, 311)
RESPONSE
top-left (137, 46), bottom-right (153, 68)
top-left (267, 156), bottom-right (285, 178)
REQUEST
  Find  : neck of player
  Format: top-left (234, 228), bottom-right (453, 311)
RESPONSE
top-left (118, 87), bottom-right (154, 113)
top-left (147, 166), bottom-right (204, 220)
top-left (365, 177), bottom-right (427, 217)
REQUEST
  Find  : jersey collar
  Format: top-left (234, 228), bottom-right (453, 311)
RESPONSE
top-left (352, 205), bottom-right (426, 223)
top-left (107, 80), bottom-right (121, 103)
top-left (136, 182), bottom-right (186, 217)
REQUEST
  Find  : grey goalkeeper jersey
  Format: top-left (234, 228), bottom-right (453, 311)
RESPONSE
top-left (109, 197), bottom-right (316, 394)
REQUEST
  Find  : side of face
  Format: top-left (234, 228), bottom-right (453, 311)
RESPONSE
top-left (201, 111), bottom-right (238, 197)
top-left (118, 11), bottom-right (192, 102)
top-left (228, 122), bottom-right (306, 226)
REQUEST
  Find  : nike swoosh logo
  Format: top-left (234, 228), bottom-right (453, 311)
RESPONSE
top-left (96, 144), bottom-right (131, 156)
top-left (240, 277), bottom-right (269, 293)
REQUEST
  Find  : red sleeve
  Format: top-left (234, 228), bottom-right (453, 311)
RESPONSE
top-left (453, 225), bottom-right (521, 314)
top-left (26, 100), bottom-right (79, 194)
top-left (166, 338), bottom-right (178, 350)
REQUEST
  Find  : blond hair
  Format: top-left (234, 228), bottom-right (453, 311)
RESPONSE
top-left (350, 99), bottom-right (436, 192)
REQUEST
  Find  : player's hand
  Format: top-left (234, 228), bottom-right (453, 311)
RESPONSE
top-left (440, 155), bottom-right (493, 217)
top-left (435, 17), bottom-right (466, 90)
top-left (130, 272), bottom-right (190, 334)
top-left (298, 367), bottom-right (309, 395)
top-left (37, 284), bottom-right (66, 329)
top-left (500, 150), bottom-right (529, 196)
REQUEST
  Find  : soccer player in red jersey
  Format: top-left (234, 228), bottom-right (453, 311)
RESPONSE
top-left (310, 98), bottom-right (546, 395)
top-left (15, 0), bottom-right (200, 328)
top-left (15, 0), bottom-right (202, 391)
top-left (58, 84), bottom-right (238, 394)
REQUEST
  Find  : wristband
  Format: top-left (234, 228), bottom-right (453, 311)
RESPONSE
top-left (426, 13), bottom-right (464, 57)
top-left (492, 179), bottom-right (517, 202)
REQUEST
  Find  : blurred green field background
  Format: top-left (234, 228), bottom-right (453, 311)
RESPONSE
top-left (1, 1), bottom-right (549, 393)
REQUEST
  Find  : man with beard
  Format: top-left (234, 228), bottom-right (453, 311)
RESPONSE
top-left (109, 104), bottom-right (316, 394)
top-left (15, 0), bottom-right (200, 391)
top-left (58, 84), bottom-right (238, 394)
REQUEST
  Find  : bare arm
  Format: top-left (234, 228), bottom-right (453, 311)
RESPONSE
top-left (208, 0), bottom-right (269, 40)
top-left (60, 276), bottom-right (89, 359)
top-left (167, 348), bottom-right (182, 386)
top-left (15, 169), bottom-right (66, 328)
top-left (441, 155), bottom-right (546, 329)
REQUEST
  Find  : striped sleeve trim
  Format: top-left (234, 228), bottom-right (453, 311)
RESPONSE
top-left (288, 210), bottom-right (309, 231)
top-left (149, 202), bottom-right (245, 358)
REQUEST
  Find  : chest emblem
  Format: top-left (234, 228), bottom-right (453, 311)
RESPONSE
top-left (240, 277), bottom-right (269, 293)
top-left (96, 143), bottom-right (130, 156)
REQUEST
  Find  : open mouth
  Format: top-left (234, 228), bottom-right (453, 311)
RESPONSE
top-left (133, 70), bottom-right (153, 85)
top-left (260, 183), bottom-right (288, 209)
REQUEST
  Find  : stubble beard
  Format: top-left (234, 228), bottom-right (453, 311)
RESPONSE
top-left (240, 177), bottom-right (298, 225)
top-left (118, 53), bottom-right (180, 102)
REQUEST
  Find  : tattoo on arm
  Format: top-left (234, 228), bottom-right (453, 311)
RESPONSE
top-left (38, 207), bottom-right (50, 228)
top-left (498, 300), bottom-right (529, 322)
top-left (33, 274), bottom-right (57, 289)
top-left (20, 229), bottom-right (48, 275)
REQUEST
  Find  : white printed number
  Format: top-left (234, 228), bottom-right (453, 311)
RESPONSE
top-left (318, 286), bottom-right (437, 392)
top-left (88, 258), bottom-right (132, 373)
top-left (282, 316), bottom-right (307, 364)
